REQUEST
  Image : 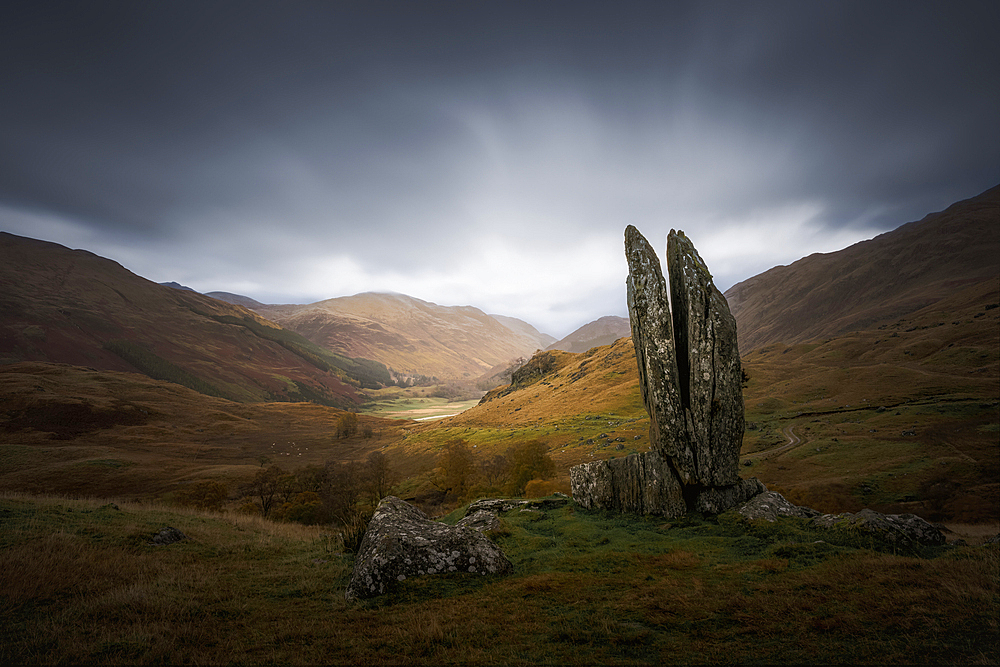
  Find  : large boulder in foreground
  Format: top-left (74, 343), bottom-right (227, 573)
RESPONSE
top-left (345, 496), bottom-right (513, 601)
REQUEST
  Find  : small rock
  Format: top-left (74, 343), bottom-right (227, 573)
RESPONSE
top-left (150, 526), bottom-right (187, 546)
top-left (737, 491), bottom-right (820, 523)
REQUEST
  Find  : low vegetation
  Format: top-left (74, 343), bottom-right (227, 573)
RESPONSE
top-left (1, 493), bottom-right (996, 665)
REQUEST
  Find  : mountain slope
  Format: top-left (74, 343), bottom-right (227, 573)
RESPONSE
top-left (253, 292), bottom-right (549, 381)
top-left (725, 184), bottom-right (1000, 353)
top-left (489, 313), bottom-right (556, 351)
top-left (546, 315), bottom-right (631, 353)
top-left (0, 232), bottom-right (386, 406)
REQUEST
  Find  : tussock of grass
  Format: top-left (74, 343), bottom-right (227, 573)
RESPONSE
top-left (3, 492), bottom-right (996, 665)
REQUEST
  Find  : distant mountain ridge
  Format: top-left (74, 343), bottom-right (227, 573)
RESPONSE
top-left (249, 292), bottom-right (553, 381)
top-left (0, 232), bottom-right (385, 407)
top-left (546, 315), bottom-right (631, 353)
top-left (725, 184), bottom-right (1000, 352)
top-left (206, 291), bottom-right (267, 310)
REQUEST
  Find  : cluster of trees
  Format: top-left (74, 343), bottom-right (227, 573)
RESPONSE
top-left (238, 451), bottom-right (397, 525)
top-left (334, 412), bottom-right (374, 439)
top-left (432, 439), bottom-right (555, 503)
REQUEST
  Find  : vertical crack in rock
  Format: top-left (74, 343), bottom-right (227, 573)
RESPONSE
top-left (666, 229), bottom-right (743, 487)
top-left (571, 226), bottom-right (757, 516)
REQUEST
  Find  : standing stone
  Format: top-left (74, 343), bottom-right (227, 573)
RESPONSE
top-left (624, 226), bottom-right (694, 483)
top-left (666, 230), bottom-right (743, 487)
top-left (572, 226), bottom-right (758, 516)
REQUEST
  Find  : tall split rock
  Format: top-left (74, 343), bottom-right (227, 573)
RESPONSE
top-left (571, 226), bottom-right (757, 517)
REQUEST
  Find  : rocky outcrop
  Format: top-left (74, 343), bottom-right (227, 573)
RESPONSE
top-left (572, 226), bottom-right (758, 517)
top-left (570, 451), bottom-right (687, 518)
top-left (690, 478), bottom-right (765, 515)
top-left (149, 526), bottom-right (187, 546)
top-left (810, 508), bottom-right (946, 547)
top-left (736, 491), bottom-right (945, 547)
top-left (345, 496), bottom-right (512, 601)
top-left (737, 490), bottom-right (822, 522)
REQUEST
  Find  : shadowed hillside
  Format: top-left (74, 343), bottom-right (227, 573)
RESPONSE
top-left (0, 233), bottom-right (391, 407)
top-left (0, 362), bottom-right (406, 500)
top-left (726, 184), bottom-right (1000, 353)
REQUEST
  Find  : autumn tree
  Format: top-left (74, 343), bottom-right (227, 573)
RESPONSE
top-left (175, 480), bottom-right (229, 511)
top-left (433, 439), bottom-right (476, 501)
top-left (363, 451), bottom-right (397, 504)
top-left (478, 454), bottom-right (511, 493)
top-left (321, 460), bottom-right (365, 525)
top-left (505, 440), bottom-right (555, 496)
top-left (243, 464), bottom-right (284, 517)
top-left (335, 412), bottom-right (359, 438)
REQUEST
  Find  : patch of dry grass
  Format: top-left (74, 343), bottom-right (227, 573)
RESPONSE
top-left (1, 493), bottom-right (997, 665)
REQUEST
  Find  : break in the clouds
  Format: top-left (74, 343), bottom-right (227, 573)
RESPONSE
top-left (1, 1), bottom-right (998, 337)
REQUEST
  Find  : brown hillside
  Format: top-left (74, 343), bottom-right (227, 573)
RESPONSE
top-left (0, 233), bottom-right (362, 407)
top-left (0, 362), bottom-right (404, 499)
top-left (725, 184), bottom-right (1000, 353)
top-left (254, 292), bottom-right (549, 381)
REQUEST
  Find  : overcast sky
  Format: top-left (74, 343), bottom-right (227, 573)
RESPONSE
top-left (2, 1), bottom-right (998, 338)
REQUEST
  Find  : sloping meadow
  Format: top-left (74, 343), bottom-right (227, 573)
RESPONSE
top-left (2, 493), bottom-right (996, 665)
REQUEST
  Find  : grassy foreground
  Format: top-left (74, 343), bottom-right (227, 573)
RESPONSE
top-left (2, 493), bottom-right (997, 665)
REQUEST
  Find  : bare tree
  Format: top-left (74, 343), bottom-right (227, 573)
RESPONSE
top-left (363, 451), bottom-right (397, 504)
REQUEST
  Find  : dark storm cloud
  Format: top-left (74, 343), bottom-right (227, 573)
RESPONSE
top-left (1, 1), bottom-right (997, 336)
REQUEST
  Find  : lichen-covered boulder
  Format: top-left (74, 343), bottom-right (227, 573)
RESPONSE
top-left (810, 508), bottom-right (946, 547)
top-left (737, 490), bottom-right (821, 522)
top-left (345, 496), bottom-right (513, 601)
top-left (570, 451), bottom-right (686, 518)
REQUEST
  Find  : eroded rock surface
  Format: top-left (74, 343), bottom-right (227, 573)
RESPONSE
top-left (573, 226), bottom-right (756, 515)
top-left (149, 526), bottom-right (186, 546)
top-left (623, 226), bottom-right (689, 478)
top-left (666, 231), bottom-right (744, 487)
top-left (690, 478), bottom-right (765, 515)
top-left (570, 451), bottom-right (687, 518)
top-left (737, 490), bottom-right (821, 522)
top-left (345, 496), bottom-right (512, 601)
top-left (810, 508), bottom-right (946, 547)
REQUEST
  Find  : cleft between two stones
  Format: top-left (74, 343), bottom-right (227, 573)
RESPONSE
top-left (570, 226), bottom-right (761, 517)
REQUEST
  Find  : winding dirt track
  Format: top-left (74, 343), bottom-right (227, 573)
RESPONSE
top-left (746, 424), bottom-right (805, 462)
